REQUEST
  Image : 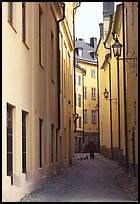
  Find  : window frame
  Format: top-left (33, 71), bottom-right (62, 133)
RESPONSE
top-left (22, 2), bottom-right (26, 42)
top-left (22, 110), bottom-right (27, 173)
top-left (39, 5), bottom-right (44, 67)
top-left (78, 94), bottom-right (81, 107)
top-left (8, 2), bottom-right (13, 25)
top-left (83, 86), bottom-right (87, 99)
top-left (7, 103), bottom-right (13, 185)
top-left (84, 109), bottom-right (87, 123)
top-left (39, 118), bottom-right (43, 168)
top-left (91, 69), bottom-right (96, 78)
top-left (78, 116), bottom-right (81, 128)
top-left (92, 110), bottom-right (96, 124)
top-left (91, 87), bottom-right (96, 100)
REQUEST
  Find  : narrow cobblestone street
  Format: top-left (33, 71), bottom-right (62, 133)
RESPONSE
top-left (20, 154), bottom-right (136, 202)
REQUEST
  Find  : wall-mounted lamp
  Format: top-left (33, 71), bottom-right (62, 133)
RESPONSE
top-left (112, 36), bottom-right (123, 58)
top-left (103, 88), bottom-right (117, 101)
top-left (95, 104), bottom-right (99, 110)
top-left (73, 113), bottom-right (78, 122)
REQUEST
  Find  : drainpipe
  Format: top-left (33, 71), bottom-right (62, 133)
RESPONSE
top-left (103, 40), bottom-right (113, 159)
top-left (122, 2), bottom-right (128, 171)
top-left (73, 2), bottom-right (81, 133)
top-left (105, 53), bottom-right (113, 159)
top-left (57, 3), bottom-right (65, 130)
top-left (82, 70), bottom-right (86, 147)
top-left (95, 53), bottom-right (100, 153)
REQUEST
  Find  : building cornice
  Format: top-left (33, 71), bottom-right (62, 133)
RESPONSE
top-left (112, 3), bottom-right (122, 37)
top-left (77, 58), bottom-right (97, 65)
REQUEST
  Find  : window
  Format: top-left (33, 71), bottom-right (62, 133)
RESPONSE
top-left (39, 5), bottom-right (43, 66)
top-left (78, 75), bottom-right (81, 86)
top-left (39, 118), bottom-right (43, 167)
top-left (64, 128), bottom-right (66, 159)
top-left (91, 87), bottom-right (96, 100)
top-left (56, 130), bottom-right (58, 162)
top-left (84, 109), bottom-right (87, 123)
top-left (78, 117), bottom-right (81, 128)
top-left (51, 31), bottom-right (54, 81)
top-left (134, 101), bottom-right (136, 125)
top-left (132, 3), bottom-right (134, 27)
top-left (51, 124), bottom-right (54, 163)
top-left (91, 69), bottom-right (96, 78)
top-left (75, 73), bottom-right (77, 84)
top-left (125, 8), bottom-right (128, 55)
top-left (8, 2), bottom-right (13, 24)
top-left (83, 86), bottom-right (87, 99)
top-left (22, 2), bottom-right (26, 42)
top-left (78, 48), bottom-right (83, 57)
top-left (7, 103), bottom-right (13, 184)
top-left (92, 110), bottom-right (96, 124)
top-left (78, 94), bottom-right (81, 107)
top-left (22, 111), bottom-right (27, 173)
top-left (84, 68), bottom-right (87, 76)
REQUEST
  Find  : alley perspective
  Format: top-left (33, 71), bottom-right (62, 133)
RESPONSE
top-left (2, 2), bottom-right (138, 202)
top-left (20, 154), bottom-right (137, 202)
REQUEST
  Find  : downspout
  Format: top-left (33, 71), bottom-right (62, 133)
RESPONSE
top-left (73, 2), bottom-right (81, 133)
top-left (82, 71), bottom-right (86, 147)
top-left (105, 53), bottom-right (113, 159)
top-left (122, 2), bottom-right (128, 171)
top-left (57, 3), bottom-right (65, 130)
top-left (95, 53), bottom-right (100, 153)
top-left (104, 23), bottom-right (114, 157)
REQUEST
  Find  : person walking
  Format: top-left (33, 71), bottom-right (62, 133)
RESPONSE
top-left (88, 138), bottom-right (95, 160)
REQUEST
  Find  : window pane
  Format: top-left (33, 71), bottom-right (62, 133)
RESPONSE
top-left (8, 2), bottom-right (13, 24)
top-left (22, 153), bottom-right (26, 173)
top-left (7, 135), bottom-right (12, 152)
top-left (7, 104), bottom-right (13, 178)
top-left (22, 137), bottom-right (26, 153)
top-left (7, 153), bottom-right (13, 176)
top-left (22, 2), bottom-right (26, 41)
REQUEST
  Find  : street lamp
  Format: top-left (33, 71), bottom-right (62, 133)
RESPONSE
top-left (103, 88), bottom-right (117, 101)
top-left (112, 36), bottom-right (122, 58)
top-left (103, 88), bottom-right (109, 99)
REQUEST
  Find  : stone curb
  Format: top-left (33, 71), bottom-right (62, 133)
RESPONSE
top-left (97, 155), bottom-right (138, 201)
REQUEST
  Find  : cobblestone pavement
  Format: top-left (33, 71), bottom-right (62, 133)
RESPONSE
top-left (98, 155), bottom-right (138, 201)
top-left (20, 154), bottom-right (138, 202)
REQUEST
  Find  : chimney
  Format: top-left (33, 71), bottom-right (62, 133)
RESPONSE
top-left (99, 23), bottom-right (103, 39)
top-left (78, 38), bottom-right (84, 42)
top-left (103, 2), bottom-right (114, 18)
top-left (90, 37), bottom-right (97, 48)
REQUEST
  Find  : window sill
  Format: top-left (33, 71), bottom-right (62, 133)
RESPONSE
top-left (22, 40), bottom-right (29, 50)
top-left (7, 20), bottom-right (17, 33)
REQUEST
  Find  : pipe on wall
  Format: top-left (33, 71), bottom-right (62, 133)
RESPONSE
top-left (95, 53), bottom-right (100, 153)
top-left (73, 2), bottom-right (81, 133)
top-left (105, 54), bottom-right (113, 159)
top-left (57, 3), bottom-right (65, 130)
top-left (122, 2), bottom-right (128, 171)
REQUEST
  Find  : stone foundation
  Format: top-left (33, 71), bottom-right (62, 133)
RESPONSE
top-left (100, 146), bottom-right (119, 161)
top-left (2, 159), bottom-right (70, 202)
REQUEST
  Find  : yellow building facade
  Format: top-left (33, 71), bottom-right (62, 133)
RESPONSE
top-left (123, 2), bottom-right (138, 177)
top-left (96, 2), bottom-right (138, 177)
top-left (74, 38), bottom-right (99, 153)
top-left (2, 2), bottom-right (78, 201)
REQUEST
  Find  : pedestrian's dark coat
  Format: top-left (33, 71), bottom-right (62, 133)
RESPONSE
top-left (88, 139), bottom-right (95, 159)
top-left (88, 140), bottom-right (95, 152)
